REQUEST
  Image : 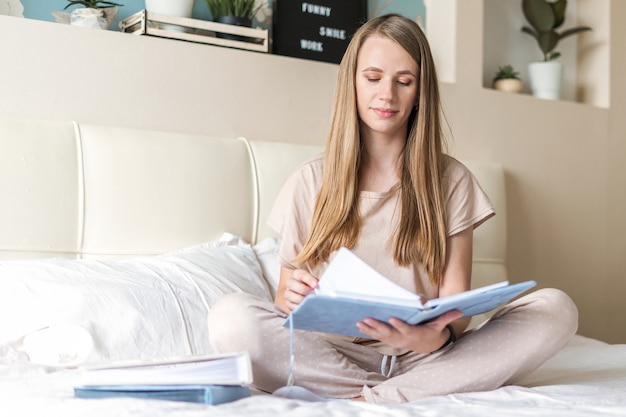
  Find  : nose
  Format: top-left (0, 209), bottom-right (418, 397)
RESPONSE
top-left (378, 79), bottom-right (396, 101)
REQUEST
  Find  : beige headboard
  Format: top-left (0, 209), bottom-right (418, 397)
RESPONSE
top-left (0, 118), bottom-right (506, 287)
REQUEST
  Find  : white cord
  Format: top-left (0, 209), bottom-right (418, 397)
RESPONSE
top-left (380, 354), bottom-right (397, 377)
top-left (287, 314), bottom-right (295, 386)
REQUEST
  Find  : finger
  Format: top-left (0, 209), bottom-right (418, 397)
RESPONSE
top-left (292, 269), bottom-right (319, 290)
top-left (288, 280), bottom-right (313, 300)
top-left (288, 279), bottom-right (316, 297)
top-left (388, 309), bottom-right (462, 334)
top-left (357, 318), bottom-right (393, 338)
top-left (433, 309), bottom-right (463, 325)
top-left (387, 317), bottom-right (413, 334)
top-left (420, 310), bottom-right (463, 332)
top-left (285, 298), bottom-right (300, 311)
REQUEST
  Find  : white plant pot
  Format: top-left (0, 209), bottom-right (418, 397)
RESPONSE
top-left (145, 0), bottom-right (195, 32)
top-left (528, 61), bottom-right (563, 100)
top-left (0, 0), bottom-right (24, 17)
top-left (52, 7), bottom-right (118, 30)
top-left (145, 0), bottom-right (195, 18)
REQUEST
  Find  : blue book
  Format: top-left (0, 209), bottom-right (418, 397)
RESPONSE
top-left (284, 248), bottom-right (536, 338)
top-left (74, 384), bottom-right (250, 404)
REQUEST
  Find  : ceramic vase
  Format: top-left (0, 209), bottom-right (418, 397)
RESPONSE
top-left (145, 0), bottom-right (195, 32)
top-left (52, 6), bottom-right (118, 30)
top-left (145, 0), bottom-right (195, 18)
top-left (528, 61), bottom-right (563, 100)
top-left (0, 0), bottom-right (24, 17)
top-left (493, 79), bottom-right (524, 94)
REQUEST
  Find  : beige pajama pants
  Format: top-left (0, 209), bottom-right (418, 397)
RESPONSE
top-left (207, 288), bottom-right (578, 404)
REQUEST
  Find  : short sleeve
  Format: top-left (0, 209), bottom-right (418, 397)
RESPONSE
top-left (266, 155), bottom-right (324, 269)
top-left (445, 157), bottom-right (496, 236)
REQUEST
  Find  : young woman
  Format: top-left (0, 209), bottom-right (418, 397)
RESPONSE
top-left (208, 14), bottom-right (578, 404)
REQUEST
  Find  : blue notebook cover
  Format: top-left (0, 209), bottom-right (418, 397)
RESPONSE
top-left (74, 384), bottom-right (251, 405)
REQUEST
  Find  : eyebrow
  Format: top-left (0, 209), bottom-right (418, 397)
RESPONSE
top-left (361, 67), bottom-right (417, 77)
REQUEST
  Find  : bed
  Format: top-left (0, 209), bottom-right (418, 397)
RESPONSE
top-left (1, 118), bottom-right (625, 416)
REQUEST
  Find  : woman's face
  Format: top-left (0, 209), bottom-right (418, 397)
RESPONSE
top-left (355, 34), bottom-right (419, 142)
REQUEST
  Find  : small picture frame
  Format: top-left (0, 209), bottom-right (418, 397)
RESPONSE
top-left (272, 1), bottom-right (367, 64)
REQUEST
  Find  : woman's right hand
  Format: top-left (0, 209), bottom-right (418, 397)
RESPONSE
top-left (275, 267), bottom-right (319, 313)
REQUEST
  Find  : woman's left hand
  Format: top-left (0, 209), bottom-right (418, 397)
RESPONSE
top-left (360, 227), bottom-right (473, 352)
top-left (356, 309), bottom-right (463, 353)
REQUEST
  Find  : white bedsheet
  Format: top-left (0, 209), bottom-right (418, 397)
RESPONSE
top-left (1, 335), bottom-right (625, 417)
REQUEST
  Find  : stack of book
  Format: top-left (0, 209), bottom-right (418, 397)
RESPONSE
top-left (74, 352), bottom-right (252, 405)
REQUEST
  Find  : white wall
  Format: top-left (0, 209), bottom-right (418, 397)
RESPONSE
top-left (0, 16), bottom-right (338, 144)
top-left (424, 0), bottom-right (457, 84)
top-left (576, 0), bottom-right (610, 107)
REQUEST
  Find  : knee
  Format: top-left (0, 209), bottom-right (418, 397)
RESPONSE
top-left (207, 292), bottom-right (267, 352)
top-left (527, 288), bottom-right (579, 338)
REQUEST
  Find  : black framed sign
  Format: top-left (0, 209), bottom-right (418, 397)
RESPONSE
top-left (272, 1), bottom-right (368, 64)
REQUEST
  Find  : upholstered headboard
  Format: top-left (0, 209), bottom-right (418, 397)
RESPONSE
top-left (0, 118), bottom-right (506, 287)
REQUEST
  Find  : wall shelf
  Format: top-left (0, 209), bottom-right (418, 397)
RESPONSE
top-left (119, 10), bottom-right (269, 53)
top-left (482, 0), bottom-right (609, 108)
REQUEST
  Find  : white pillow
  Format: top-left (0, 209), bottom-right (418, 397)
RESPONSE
top-left (0, 234), bottom-right (272, 367)
top-left (253, 237), bottom-right (281, 298)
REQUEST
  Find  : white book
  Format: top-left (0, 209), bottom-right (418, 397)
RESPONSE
top-left (78, 352), bottom-right (252, 387)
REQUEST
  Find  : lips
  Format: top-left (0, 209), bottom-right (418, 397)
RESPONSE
top-left (373, 108), bottom-right (398, 118)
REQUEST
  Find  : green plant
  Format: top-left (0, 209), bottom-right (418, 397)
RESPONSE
top-left (521, 0), bottom-right (591, 61)
top-left (493, 65), bottom-right (521, 81)
top-left (205, 0), bottom-right (262, 20)
top-left (64, 0), bottom-right (123, 9)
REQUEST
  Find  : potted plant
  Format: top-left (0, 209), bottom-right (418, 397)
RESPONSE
top-left (52, 0), bottom-right (123, 30)
top-left (205, 0), bottom-right (262, 34)
top-left (492, 65), bottom-right (524, 94)
top-left (521, 0), bottom-right (591, 100)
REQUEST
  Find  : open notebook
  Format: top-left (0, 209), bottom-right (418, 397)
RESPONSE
top-left (284, 248), bottom-right (536, 338)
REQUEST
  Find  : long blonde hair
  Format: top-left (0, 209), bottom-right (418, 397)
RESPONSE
top-left (293, 14), bottom-right (449, 285)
